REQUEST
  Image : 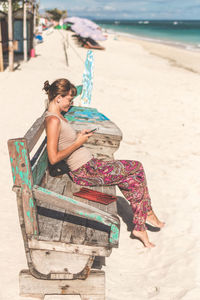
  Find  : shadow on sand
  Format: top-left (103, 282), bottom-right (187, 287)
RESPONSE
top-left (116, 196), bottom-right (161, 233)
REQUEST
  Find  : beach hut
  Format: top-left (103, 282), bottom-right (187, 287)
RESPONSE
top-left (0, 0), bottom-right (36, 71)
top-left (13, 8), bottom-right (33, 54)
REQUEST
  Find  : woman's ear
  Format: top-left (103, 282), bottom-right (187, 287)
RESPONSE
top-left (55, 95), bottom-right (62, 103)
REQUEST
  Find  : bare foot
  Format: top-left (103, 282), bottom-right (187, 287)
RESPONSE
top-left (132, 229), bottom-right (155, 248)
top-left (147, 210), bottom-right (165, 228)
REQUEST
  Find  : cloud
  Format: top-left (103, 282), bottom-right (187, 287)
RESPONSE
top-left (40, 0), bottom-right (200, 19)
top-left (103, 5), bottom-right (116, 11)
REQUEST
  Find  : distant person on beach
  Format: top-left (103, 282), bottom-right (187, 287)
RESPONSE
top-left (43, 78), bottom-right (165, 248)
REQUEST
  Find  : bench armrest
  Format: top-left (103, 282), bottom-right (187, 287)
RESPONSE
top-left (33, 185), bottom-right (120, 247)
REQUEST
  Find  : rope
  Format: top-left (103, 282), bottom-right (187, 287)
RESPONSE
top-left (58, 29), bottom-right (85, 64)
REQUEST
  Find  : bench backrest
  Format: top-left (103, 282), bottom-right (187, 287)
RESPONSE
top-left (8, 138), bottom-right (39, 236)
top-left (8, 111), bottom-right (47, 237)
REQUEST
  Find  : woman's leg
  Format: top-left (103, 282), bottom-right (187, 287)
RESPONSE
top-left (70, 158), bottom-right (164, 247)
top-left (109, 160), bottom-right (159, 248)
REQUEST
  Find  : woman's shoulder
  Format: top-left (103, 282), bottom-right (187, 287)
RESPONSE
top-left (45, 111), bottom-right (61, 120)
top-left (45, 112), bottom-right (61, 125)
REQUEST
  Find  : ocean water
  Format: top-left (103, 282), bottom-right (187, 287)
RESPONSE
top-left (95, 20), bottom-right (200, 50)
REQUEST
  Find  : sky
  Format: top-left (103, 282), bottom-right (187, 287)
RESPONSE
top-left (40, 0), bottom-right (200, 20)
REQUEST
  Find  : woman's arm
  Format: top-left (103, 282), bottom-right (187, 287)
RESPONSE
top-left (46, 116), bottom-right (92, 165)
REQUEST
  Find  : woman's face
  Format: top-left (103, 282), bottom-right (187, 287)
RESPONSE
top-left (59, 90), bottom-right (74, 112)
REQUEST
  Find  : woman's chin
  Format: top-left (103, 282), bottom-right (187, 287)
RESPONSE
top-left (62, 107), bottom-right (70, 113)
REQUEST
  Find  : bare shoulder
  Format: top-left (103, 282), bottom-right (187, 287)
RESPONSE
top-left (45, 116), bottom-right (61, 135)
top-left (46, 115), bottom-right (60, 126)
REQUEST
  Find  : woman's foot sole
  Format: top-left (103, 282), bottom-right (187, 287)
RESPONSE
top-left (147, 210), bottom-right (165, 228)
top-left (132, 230), bottom-right (155, 248)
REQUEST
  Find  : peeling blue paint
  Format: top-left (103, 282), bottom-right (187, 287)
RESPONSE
top-left (37, 186), bottom-right (78, 204)
top-left (78, 212), bottom-right (119, 244)
top-left (9, 140), bottom-right (38, 235)
top-left (29, 198), bottom-right (34, 208)
top-left (15, 142), bottom-right (20, 153)
top-left (109, 224), bottom-right (119, 244)
top-left (65, 106), bottom-right (109, 123)
top-left (77, 211), bottom-right (106, 223)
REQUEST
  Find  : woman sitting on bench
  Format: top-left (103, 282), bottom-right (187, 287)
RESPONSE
top-left (43, 78), bottom-right (165, 248)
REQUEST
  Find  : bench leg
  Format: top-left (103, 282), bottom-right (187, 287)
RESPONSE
top-left (19, 269), bottom-right (105, 299)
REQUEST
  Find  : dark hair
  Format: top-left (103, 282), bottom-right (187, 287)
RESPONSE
top-left (43, 78), bottom-right (77, 102)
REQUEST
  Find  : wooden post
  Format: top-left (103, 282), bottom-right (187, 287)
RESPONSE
top-left (8, 0), bottom-right (14, 71)
top-left (0, 21), bottom-right (4, 72)
top-left (23, 0), bottom-right (28, 61)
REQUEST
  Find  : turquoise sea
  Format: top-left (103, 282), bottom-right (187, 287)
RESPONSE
top-left (95, 20), bottom-right (200, 50)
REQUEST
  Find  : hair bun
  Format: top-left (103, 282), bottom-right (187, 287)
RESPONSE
top-left (43, 80), bottom-right (50, 93)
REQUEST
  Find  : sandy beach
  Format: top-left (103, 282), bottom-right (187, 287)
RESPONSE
top-left (1, 28), bottom-right (200, 300)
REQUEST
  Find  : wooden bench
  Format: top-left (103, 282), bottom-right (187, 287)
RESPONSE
top-left (8, 105), bottom-right (122, 300)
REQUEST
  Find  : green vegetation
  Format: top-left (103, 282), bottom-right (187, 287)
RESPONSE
top-left (46, 8), bottom-right (67, 21)
top-left (1, 1), bottom-right (21, 12)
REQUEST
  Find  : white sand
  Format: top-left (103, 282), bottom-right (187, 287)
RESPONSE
top-left (1, 29), bottom-right (200, 300)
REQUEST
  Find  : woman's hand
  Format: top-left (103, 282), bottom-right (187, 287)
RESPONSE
top-left (75, 129), bottom-right (93, 147)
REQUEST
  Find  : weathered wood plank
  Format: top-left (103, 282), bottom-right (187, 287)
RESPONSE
top-left (31, 136), bottom-right (47, 166)
top-left (60, 175), bottom-right (117, 246)
top-left (32, 146), bottom-right (48, 186)
top-left (33, 185), bottom-right (120, 247)
top-left (34, 186), bottom-right (119, 226)
top-left (37, 176), bottom-right (66, 242)
top-left (19, 269), bottom-right (105, 297)
top-left (74, 186), bottom-right (111, 247)
top-left (61, 177), bottom-right (88, 245)
top-left (28, 238), bottom-right (112, 257)
top-left (38, 175), bottom-right (108, 248)
top-left (7, 138), bottom-right (38, 236)
top-left (24, 111), bottom-right (46, 153)
top-left (30, 249), bottom-right (92, 279)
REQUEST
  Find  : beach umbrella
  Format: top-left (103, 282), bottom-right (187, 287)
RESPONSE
top-left (64, 16), bottom-right (106, 41)
top-left (63, 16), bottom-right (82, 24)
top-left (71, 23), bottom-right (106, 41)
top-left (64, 17), bottom-right (99, 29)
top-left (71, 23), bottom-right (94, 38)
top-left (82, 18), bottom-right (100, 30)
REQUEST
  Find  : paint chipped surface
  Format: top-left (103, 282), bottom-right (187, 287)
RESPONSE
top-left (32, 149), bottom-right (48, 185)
top-left (36, 186), bottom-right (119, 243)
top-left (12, 141), bottom-right (32, 189)
top-left (109, 224), bottom-right (119, 244)
top-left (37, 186), bottom-right (78, 204)
top-left (8, 140), bottom-right (38, 236)
top-left (65, 106), bottom-right (109, 123)
top-left (77, 211), bottom-right (107, 224)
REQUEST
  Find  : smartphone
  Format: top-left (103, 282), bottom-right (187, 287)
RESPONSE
top-left (87, 128), bottom-right (97, 133)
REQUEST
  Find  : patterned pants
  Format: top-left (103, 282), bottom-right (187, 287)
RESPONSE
top-left (69, 158), bottom-right (152, 231)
